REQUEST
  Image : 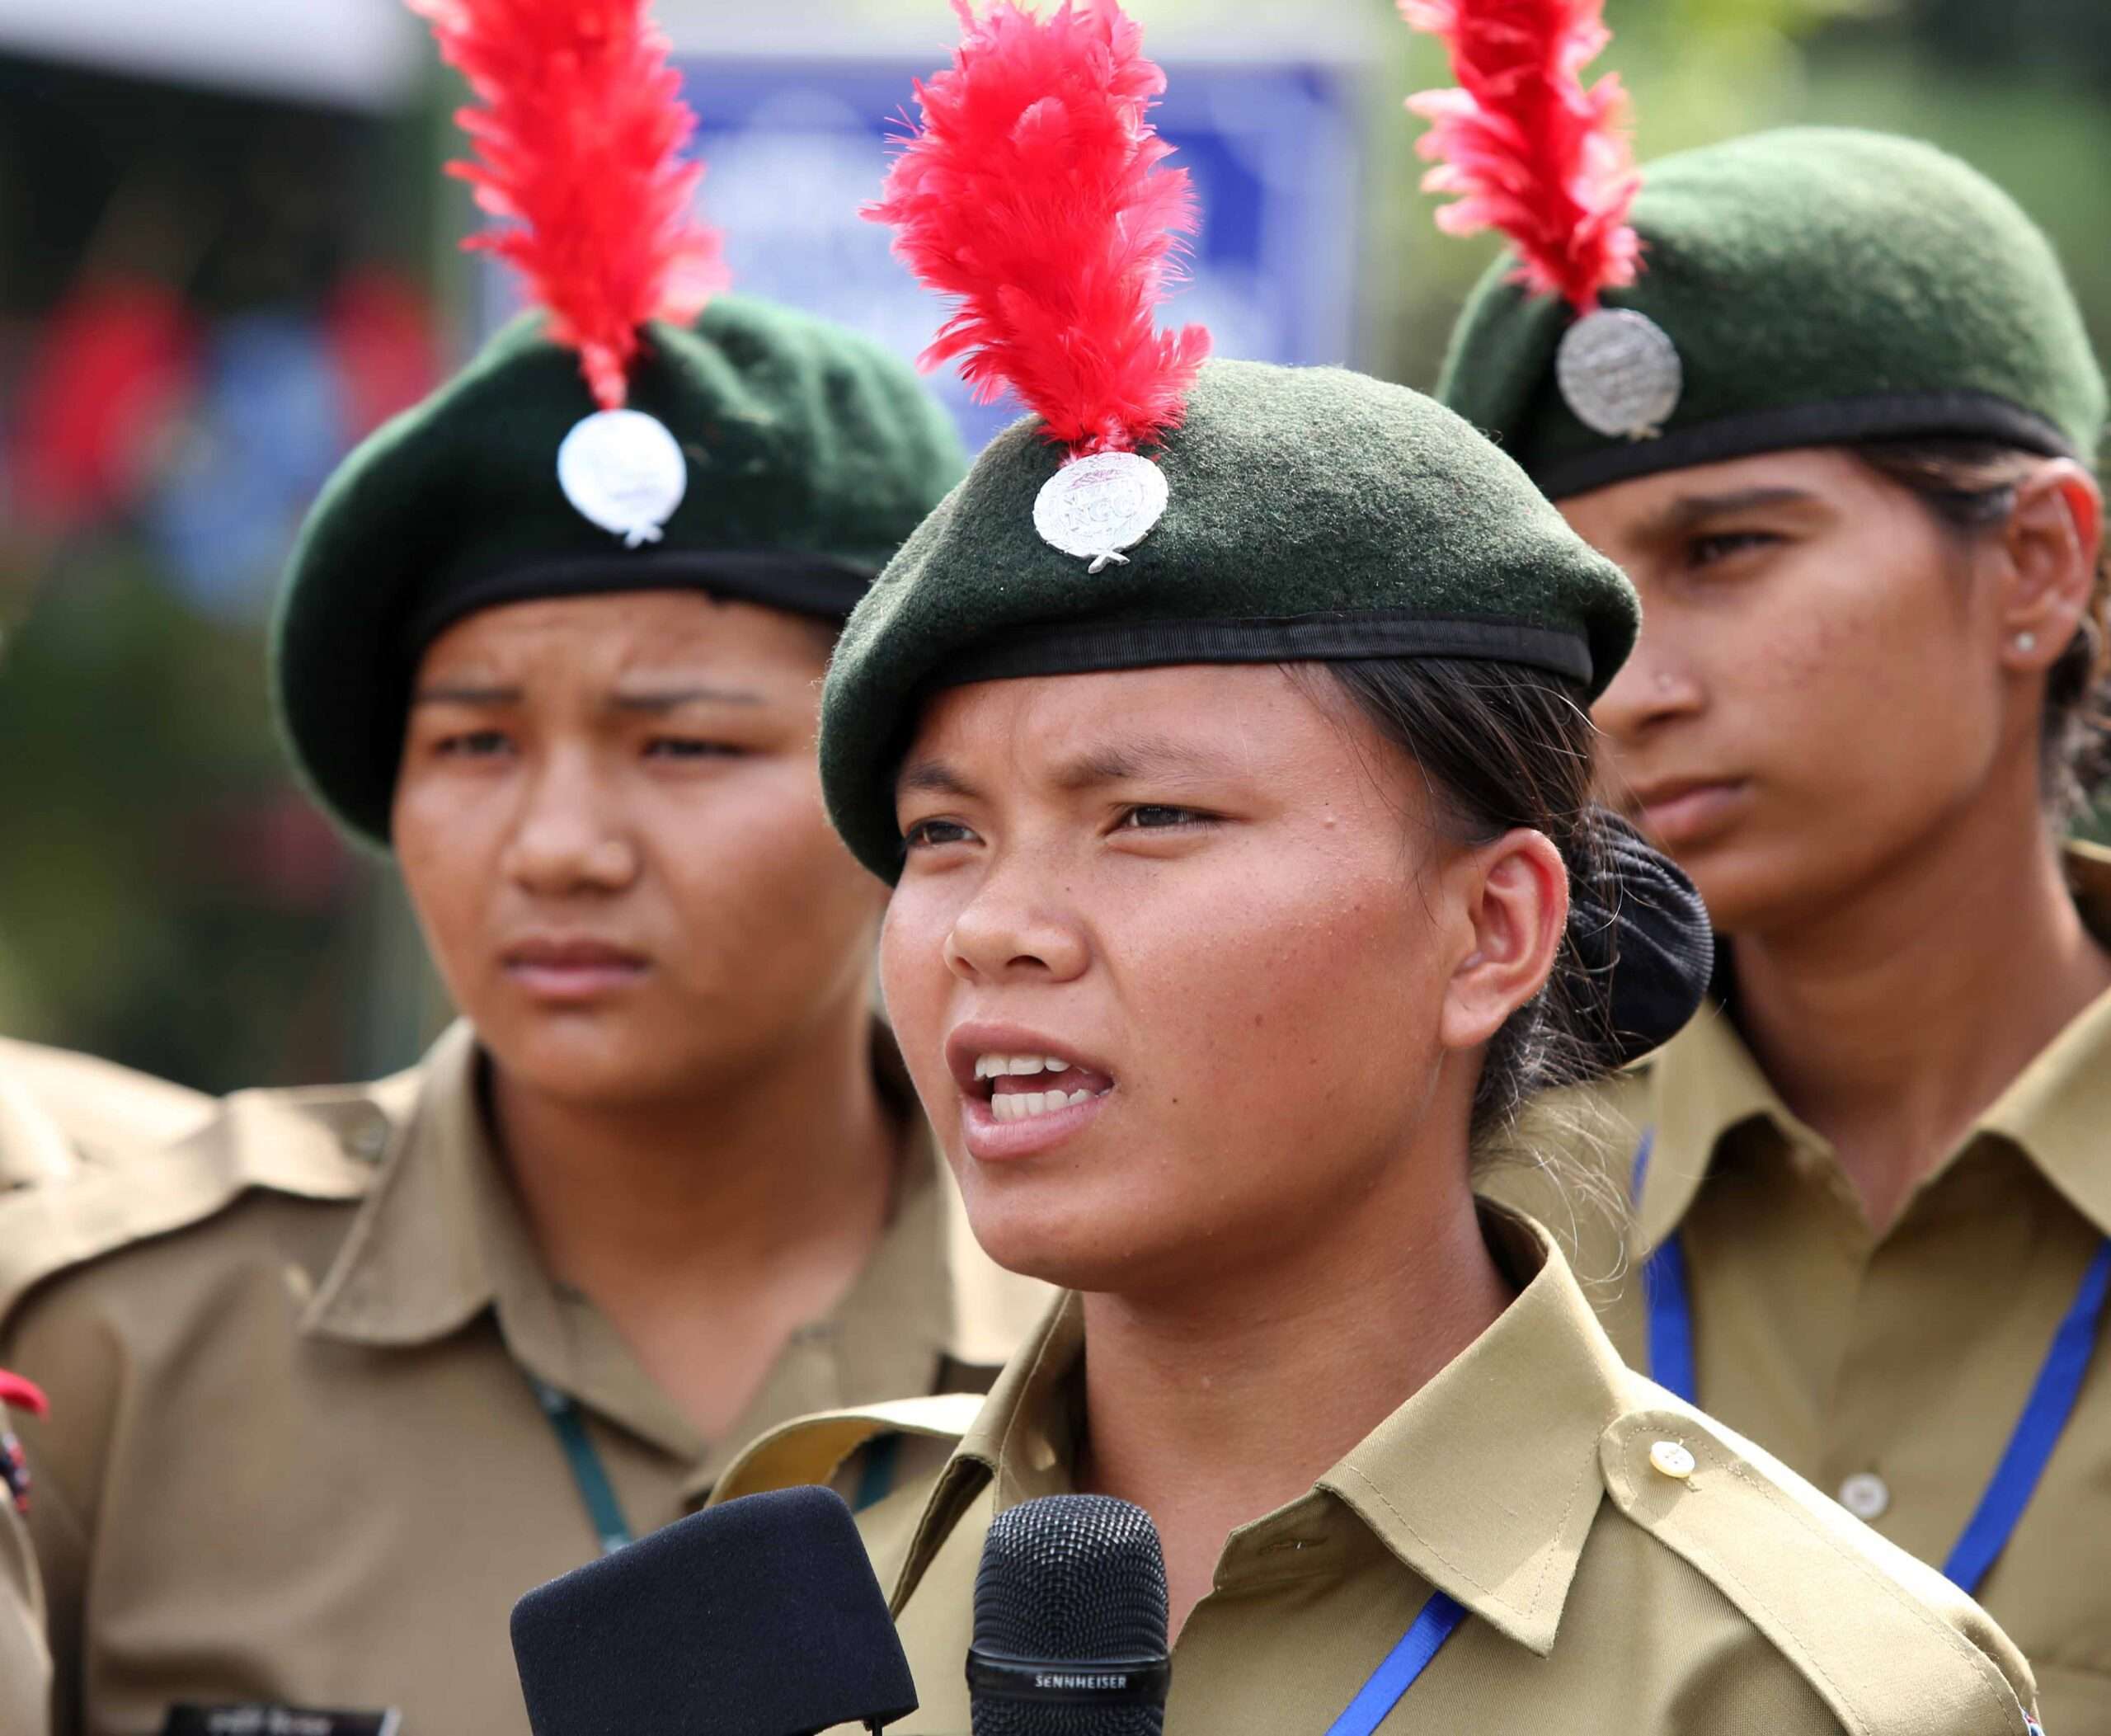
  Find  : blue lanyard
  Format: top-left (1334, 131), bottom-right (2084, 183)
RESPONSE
top-left (1633, 1131), bottom-right (2111, 1595)
top-left (1322, 1591), bottom-right (1467, 1736)
top-left (530, 1374), bottom-right (910, 1556)
top-left (532, 1378), bottom-right (634, 1555)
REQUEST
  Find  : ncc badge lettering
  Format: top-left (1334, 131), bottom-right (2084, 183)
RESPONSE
top-left (160, 1706), bottom-right (402, 1736)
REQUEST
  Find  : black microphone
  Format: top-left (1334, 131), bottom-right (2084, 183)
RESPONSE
top-left (510, 1485), bottom-right (918, 1736)
top-left (966, 1495), bottom-right (1171, 1735)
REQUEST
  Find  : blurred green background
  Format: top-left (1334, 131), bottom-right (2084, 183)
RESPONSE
top-left (1, 0), bottom-right (2106, 1093)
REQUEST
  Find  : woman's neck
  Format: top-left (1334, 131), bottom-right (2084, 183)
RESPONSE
top-left (1075, 1169), bottom-right (1510, 1639)
top-left (490, 998), bottom-right (902, 1438)
top-left (1730, 779), bottom-right (2111, 1235)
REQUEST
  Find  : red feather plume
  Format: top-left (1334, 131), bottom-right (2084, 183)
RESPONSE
top-left (1399, 0), bottom-right (1642, 314)
top-left (408, 0), bottom-right (728, 410)
top-left (867, 0), bottom-right (1210, 456)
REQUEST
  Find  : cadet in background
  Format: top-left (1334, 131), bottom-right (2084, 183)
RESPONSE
top-left (1414, 6), bottom-right (2111, 1721)
top-left (0, 7), bottom-right (1046, 1732)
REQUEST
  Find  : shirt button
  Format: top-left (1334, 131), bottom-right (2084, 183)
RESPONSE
top-left (1838, 1471), bottom-right (1890, 1522)
top-left (344, 1118), bottom-right (390, 1162)
top-left (1649, 1440), bottom-right (1696, 1480)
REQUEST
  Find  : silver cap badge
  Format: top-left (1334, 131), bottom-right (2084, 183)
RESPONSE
top-left (557, 409), bottom-right (689, 548)
top-left (1557, 309), bottom-right (1683, 442)
top-left (1033, 451), bottom-right (1170, 574)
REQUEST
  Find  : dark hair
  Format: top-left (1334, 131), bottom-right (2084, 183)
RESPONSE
top-left (1855, 438), bottom-right (2111, 826)
top-left (1306, 657), bottom-right (1704, 1148)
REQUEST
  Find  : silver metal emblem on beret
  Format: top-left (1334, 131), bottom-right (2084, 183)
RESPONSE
top-left (1556, 308), bottom-right (1683, 441)
top-left (1033, 450), bottom-right (1170, 575)
top-left (557, 408), bottom-right (689, 548)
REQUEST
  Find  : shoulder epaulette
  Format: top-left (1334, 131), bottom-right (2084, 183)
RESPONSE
top-left (0, 1038), bottom-right (214, 1169)
top-left (1601, 1389), bottom-right (2035, 1736)
top-left (0, 1075), bottom-right (411, 1321)
top-left (712, 1394), bottom-right (985, 1509)
top-left (0, 1070), bottom-right (73, 1193)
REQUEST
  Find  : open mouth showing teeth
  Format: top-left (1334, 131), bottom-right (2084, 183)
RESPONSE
top-left (971, 1052), bottom-right (1116, 1124)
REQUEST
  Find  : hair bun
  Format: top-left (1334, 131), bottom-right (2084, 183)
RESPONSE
top-left (1563, 811), bottom-right (1714, 1070)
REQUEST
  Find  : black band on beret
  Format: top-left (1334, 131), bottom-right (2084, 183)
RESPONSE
top-left (1534, 390), bottom-right (2077, 500)
top-left (938, 609), bottom-right (1594, 693)
top-left (1563, 812), bottom-right (1714, 1069)
top-left (402, 547), bottom-right (877, 663)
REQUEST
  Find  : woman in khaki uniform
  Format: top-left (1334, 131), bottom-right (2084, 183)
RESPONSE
top-left (0, 7), bottom-right (1044, 1734)
top-left (715, 8), bottom-right (2040, 1730)
top-left (1409, 7), bottom-right (2111, 1725)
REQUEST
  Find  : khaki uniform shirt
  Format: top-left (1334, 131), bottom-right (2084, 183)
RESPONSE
top-left (719, 1216), bottom-right (2038, 1736)
top-left (1499, 843), bottom-right (2111, 1731)
top-left (0, 1020), bottom-right (1050, 1736)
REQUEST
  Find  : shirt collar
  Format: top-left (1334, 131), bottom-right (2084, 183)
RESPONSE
top-left (305, 1020), bottom-right (1032, 1457)
top-left (1636, 841), bottom-right (2111, 1247)
top-left (898, 1213), bottom-right (1623, 1657)
top-left (1975, 840), bottom-right (2111, 1237)
top-left (303, 1020), bottom-right (520, 1349)
top-left (1634, 1001), bottom-right (1811, 1253)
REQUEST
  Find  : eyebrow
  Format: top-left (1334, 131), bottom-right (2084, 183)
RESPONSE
top-left (898, 759), bottom-right (977, 801)
top-left (1644, 487), bottom-right (1818, 539)
top-left (409, 683), bottom-right (765, 711)
top-left (1050, 736), bottom-right (1229, 792)
top-left (607, 685), bottom-right (765, 713)
top-left (896, 734), bottom-right (1232, 802)
top-left (411, 683), bottom-right (520, 708)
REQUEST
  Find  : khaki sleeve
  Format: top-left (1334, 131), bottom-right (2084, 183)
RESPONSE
top-left (0, 1431), bottom-right (49, 1736)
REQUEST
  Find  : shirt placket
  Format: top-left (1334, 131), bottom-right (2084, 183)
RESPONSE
top-left (1823, 1147), bottom-right (2080, 1571)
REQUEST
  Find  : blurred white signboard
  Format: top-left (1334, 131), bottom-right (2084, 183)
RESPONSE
top-left (0, 0), bottom-right (421, 108)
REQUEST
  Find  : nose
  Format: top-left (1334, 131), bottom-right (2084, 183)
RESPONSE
top-left (1591, 623), bottom-right (1704, 746)
top-left (943, 851), bottom-right (1090, 986)
top-left (501, 747), bottom-right (640, 896)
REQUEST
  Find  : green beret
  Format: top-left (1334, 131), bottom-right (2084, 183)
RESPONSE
top-left (273, 294), bottom-right (967, 847)
top-left (1440, 129), bottom-right (2107, 497)
top-left (820, 357), bottom-right (1639, 882)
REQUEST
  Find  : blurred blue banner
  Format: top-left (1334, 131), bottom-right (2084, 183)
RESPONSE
top-left (482, 57), bottom-right (1362, 451)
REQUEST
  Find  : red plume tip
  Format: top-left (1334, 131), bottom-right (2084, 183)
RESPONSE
top-left (408, 0), bottom-right (729, 410)
top-left (0, 1370), bottom-right (45, 1421)
top-left (1399, 0), bottom-right (1641, 314)
top-left (867, 0), bottom-right (1211, 456)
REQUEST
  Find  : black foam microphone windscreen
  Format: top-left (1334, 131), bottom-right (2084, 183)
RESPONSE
top-left (966, 1495), bottom-right (1171, 1735)
top-left (510, 1485), bottom-right (918, 1736)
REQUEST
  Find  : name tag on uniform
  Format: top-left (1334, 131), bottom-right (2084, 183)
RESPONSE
top-left (161, 1706), bottom-right (402, 1736)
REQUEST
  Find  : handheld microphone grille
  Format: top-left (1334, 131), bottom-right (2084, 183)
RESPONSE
top-left (968, 1495), bottom-right (1171, 1735)
top-left (510, 1485), bottom-right (916, 1736)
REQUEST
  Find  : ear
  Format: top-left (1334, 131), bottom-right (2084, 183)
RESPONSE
top-left (1998, 459), bottom-right (2103, 677)
top-left (1436, 827), bottom-right (1568, 1055)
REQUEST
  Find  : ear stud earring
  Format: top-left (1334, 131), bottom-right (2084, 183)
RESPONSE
top-left (2015, 632), bottom-right (2038, 652)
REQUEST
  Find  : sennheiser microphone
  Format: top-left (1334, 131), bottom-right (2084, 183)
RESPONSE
top-left (510, 1485), bottom-right (918, 1736)
top-left (966, 1495), bottom-right (1171, 1734)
